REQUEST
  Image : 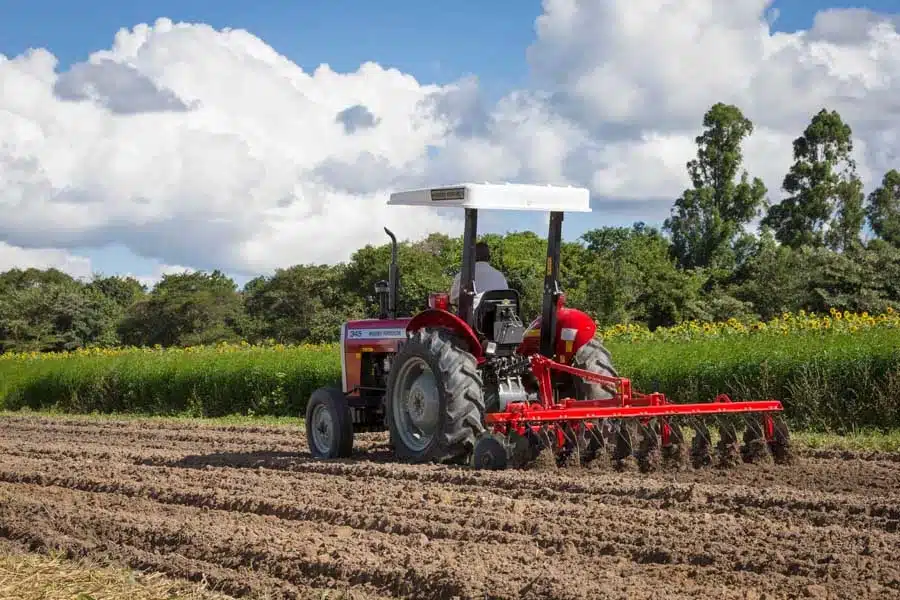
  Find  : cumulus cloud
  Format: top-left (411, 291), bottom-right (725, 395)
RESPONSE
top-left (520, 0), bottom-right (900, 207)
top-left (53, 58), bottom-right (195, 114)
top-left (0, 18), bottom-right (459, 275)
top-left (0, 243), bottom-right (93, 279)
top-left (1, 3), bottom-right (899, 277)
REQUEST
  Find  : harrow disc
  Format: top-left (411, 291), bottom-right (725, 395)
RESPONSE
top-left (635, 421), bottom-right (661, 473)
top-left (611, 419), bottom-right (635, 468)
top-left (716, 415), bottom-right (742, 468)
top-left (472, 434), bottom-right (509, 470)
top-left (661, 418), bottom-right (689, 470)
top-left (689, 418), bottom-right (713, 469)
top-left (574, 420), bottom-right (604, 465)
top-left (741, 414), bottom-right (773, 464)
top-left (767, 415), bottom-right (793, 464)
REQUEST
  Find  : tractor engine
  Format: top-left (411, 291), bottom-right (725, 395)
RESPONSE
top-left (481, 354), bottom-right (536, 413)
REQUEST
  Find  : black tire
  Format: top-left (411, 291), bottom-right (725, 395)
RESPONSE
top-left (305, 386), bottom-right (354, 459)
top-left (571, 338), bottom-right (618, 400)
top-left (570, 338), bottom-right (619, 448)
top-left (385, 328), bottom-right (486, 463)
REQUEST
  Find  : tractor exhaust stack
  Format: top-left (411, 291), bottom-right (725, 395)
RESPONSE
top-left (383, 227), bottom-right (399, 320)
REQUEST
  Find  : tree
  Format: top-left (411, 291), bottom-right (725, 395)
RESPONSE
top-left (88, 275), bottom-right (147, 308)
top-left (117, 271), bottom-right (244, 347)
top-left (342, 235), bottom-right (457, 319)
top-left (664, 103), bottom-right (768, 271)
top-left (866, 169), bottom-right (900, 247)
top-left (763, 108), bottom-right (863, 251)
top-left (0, 267), bottom-right (76, 292)
top-left (0, 277), bottom-right (121, 353)
top-left (244, 264), bottom-right (364, 344)
top-left (579, 224), bottom-right (702, 328)
top-left (492, 231), bottom-right (547, 319)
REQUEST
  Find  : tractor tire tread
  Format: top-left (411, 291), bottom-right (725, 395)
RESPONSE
top-left (571, 337), bottom-right (618, 401)
top-left (388, 328), bottom-right (485, 463)
top-left (305, 386), bottom-right (354, 459)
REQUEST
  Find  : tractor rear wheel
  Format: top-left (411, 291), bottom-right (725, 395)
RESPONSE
top-left (385, 328), bottom-right (486, 463)
top-left (570, 338), bottom-right (619, 448)
top-left (305, 386), bottom-right (354, 459)
top-left (571, 337), bottom-right (618, 400)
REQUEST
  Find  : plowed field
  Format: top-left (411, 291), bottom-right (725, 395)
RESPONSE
top-left (0, 416), bottom-right (898, 599)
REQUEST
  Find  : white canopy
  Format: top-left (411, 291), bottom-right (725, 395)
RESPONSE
top-left (387, 183), bottom-right (591, 212)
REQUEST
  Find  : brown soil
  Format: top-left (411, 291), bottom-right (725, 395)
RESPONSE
top-left (0, 415), bottom-right (898, 600)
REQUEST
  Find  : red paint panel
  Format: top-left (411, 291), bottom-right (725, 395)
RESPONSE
top-left (515, 308), bottom-right (597, 360)
top-left (484, 400), bottom-right (783, 423)
top-left (405, 309), bottom-right (483, 360)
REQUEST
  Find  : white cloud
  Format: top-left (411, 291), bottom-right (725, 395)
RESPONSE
top-left (0, 242), bottom-right (201, 291)
top-left (519, 0), bottom-right (900, 209)
top-left (0, 18), bottom-right (459, 275)
top-left (1, 3), bottom-right (899, 276)
top-left (0, 243), bottom-right (93, 279)
top-left (127, 263), bottom-right (195, 289)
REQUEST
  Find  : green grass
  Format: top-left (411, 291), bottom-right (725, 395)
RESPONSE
top-left (607, 328), bottom-right (900, 433)
top-left (792, 429), bottom-right (900, 453)
top-left (0, 344), bottom-right (339, 418)
top-left (1, 327), bottom-right (899, 434)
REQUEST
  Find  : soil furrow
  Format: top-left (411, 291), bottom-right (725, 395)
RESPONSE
top-left (1, 415), bottom-right (898, 599)
top-left (4, 447), bottom-right (899, 536)
top-left (4, 481), bottom-right (896, 600)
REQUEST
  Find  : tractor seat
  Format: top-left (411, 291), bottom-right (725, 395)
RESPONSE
top-left (473, 289), bottom-right (525, 348)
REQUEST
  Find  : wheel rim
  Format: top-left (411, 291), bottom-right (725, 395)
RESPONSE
top-left (391, 356), bottom-right (440, 452)
top-left (310, 403), bottom-right (334, 455)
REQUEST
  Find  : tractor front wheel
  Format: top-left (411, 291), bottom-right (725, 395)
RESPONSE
top-left (385, 328), bottom-right (486, 464)
top-left (305, 386), bottom-right (354, 459)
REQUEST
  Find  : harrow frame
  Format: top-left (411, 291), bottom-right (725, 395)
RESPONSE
top-left (484, 354), bottom-right (782, 446)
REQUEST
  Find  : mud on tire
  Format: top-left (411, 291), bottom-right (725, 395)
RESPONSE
top-left (385, 328), bottom-right (486, 464)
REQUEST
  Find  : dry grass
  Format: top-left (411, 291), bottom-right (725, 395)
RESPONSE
top-left (0, 543), bottom-right (234, 600)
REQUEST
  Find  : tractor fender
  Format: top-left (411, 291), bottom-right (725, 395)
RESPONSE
top-left (517, 307), bottom-right (597, 362)
top-left (405, 309), bottom-right (484, 360)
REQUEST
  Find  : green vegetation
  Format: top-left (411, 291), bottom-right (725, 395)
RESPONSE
top-left (0, 343), bottom-right (338, 419)
top-left (3, 321), bottom-right (899, 433)
top-left (613, 329), bottom-right (900, 432)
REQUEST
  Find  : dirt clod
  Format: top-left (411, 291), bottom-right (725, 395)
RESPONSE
top-left (0, 415), bottom-right (898, 600)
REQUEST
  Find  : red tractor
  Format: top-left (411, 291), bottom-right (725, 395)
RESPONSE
top-left (306, 183), bottom-right (791, 470)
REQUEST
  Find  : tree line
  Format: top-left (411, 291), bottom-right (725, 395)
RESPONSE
top-left (2, 103), bottom-right (899, 353)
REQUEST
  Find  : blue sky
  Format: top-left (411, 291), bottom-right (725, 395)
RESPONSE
top-left (1, 0), bottom-right (897, 285)
top-left (6, 0), bottom-right (899, 90)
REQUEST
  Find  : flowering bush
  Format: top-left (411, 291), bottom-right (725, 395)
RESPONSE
top-left (598, 308), bottom-right (899, 343)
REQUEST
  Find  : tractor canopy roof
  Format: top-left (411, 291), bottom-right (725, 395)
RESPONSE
top-left (387, 183), bottom-right (591, 213)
